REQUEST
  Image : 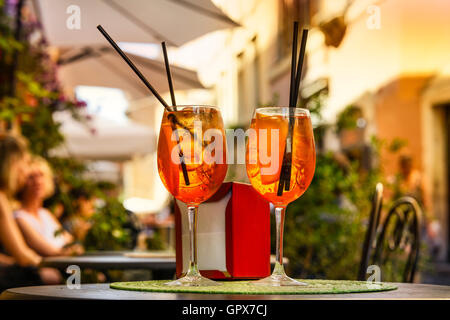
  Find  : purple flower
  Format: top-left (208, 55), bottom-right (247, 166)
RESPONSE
top-left (76, 100), bottom-right (87, 108)
top-left (5, 0), bottom-right (19, 16)
top-left (42, 97), bottom-right (51, 105)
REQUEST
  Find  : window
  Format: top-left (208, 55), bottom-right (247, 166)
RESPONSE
top-left (236, 37), bottom-right (261, 125)
top-left (75, 86), bottom-right (129, 124)
top-left (252, 36), bottom-right (261, 106)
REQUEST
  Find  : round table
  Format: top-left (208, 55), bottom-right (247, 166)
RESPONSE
top-left (40, 255), bottom-right (176, 271)
top-left (40, 254), bottom-right (284, 271)
top-left (1, 282), bottom-right (450, 300)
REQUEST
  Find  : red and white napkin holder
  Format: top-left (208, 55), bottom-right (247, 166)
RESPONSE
top-left (174, 182), bottom-right (271, 280)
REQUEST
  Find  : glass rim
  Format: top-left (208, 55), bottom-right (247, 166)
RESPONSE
top-left (255, 106), bottom-right (310, 116)
top-left (164, 105), bottom-right (220, 111)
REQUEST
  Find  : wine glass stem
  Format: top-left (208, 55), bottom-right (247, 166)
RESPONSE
top-left (274, 206), bottom-right (287, 276)
top-left (186, 205), bottom-right (200, 276)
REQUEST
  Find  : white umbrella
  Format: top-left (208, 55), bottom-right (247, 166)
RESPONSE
top-left (35, 0), bottom-right (238, 47)
top-left (52, 111), bottom-right (156, 160)
top-left (57, 47), bottom-right (205, 100)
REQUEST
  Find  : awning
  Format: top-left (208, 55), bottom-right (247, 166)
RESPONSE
top-left (35, 0), bottom-right (239, 47)
top-left (52, 111), bottom-right (156, 161)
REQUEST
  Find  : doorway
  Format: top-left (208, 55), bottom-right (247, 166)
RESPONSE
top-left (429, 103), bottom-right (450, 262)
top-left (445, 106), bottom-right (450, 261)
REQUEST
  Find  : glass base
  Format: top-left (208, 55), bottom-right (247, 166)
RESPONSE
top-left (164, 274), bottom-right (220, 287)
top-left (252, 274), bottom-right (308, 287)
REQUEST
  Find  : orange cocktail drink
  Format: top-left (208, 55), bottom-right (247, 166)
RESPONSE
top-left (246, 107), bottom-right (315, 286)
top-left (157, 105), bottom-right (227, 287)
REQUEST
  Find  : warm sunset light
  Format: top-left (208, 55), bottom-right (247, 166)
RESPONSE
top-left (0, 0), bottom-right (449, 312)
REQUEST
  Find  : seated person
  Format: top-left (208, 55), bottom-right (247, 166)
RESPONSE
top-left (63, 188), bottom-right (96, 242)
top-left (14, 156), bottom-right (83, 257)
top-left (0, 133), bottom-right (59, 289)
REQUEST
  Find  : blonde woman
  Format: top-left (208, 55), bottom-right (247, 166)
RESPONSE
top-left (0, 133), bottom-right (59, 290)
top-left (0, 134), bottom-right (40, 266)
top-left (15, 157), bottom-right (83, 257)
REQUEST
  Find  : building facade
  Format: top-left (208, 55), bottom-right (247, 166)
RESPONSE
top-left (126, 0), bottom-right (449, 260)
top-left (205, 0), bottom-right (449, 261)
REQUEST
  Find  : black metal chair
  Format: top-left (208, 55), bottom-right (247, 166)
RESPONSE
top-left (358, 182), bottom-right (383, 281)
top-left (371, 196), bottom-right (423, 283)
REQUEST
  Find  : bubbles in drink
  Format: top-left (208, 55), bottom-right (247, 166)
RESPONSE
top-left (246, 110), bottom-right (315, 206)
top-left (158, 106), bottom-right (228, 205)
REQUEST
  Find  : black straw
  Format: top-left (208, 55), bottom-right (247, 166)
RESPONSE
top-left (293, 29), bottom-right (309, 105)
top-left (161, 41), bottom-right (190, 186)
top-left (161, 41), bottom-right (177, 107)
top-left (97, 25), bottom-right (190, 186)
top-left (288, 21), bottom-right (299, 108)
top-left (277, 24), bottom-right (308, 197)
top-left (277, 22), bottom-right (298, 195)
top-left (96, 25), bottom-right (171, 111)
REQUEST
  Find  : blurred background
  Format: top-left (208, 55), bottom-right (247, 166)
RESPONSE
top-left (0, 0), bottom-right (449, 285)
